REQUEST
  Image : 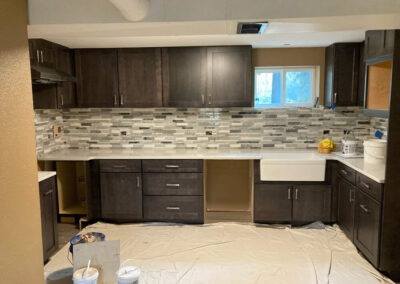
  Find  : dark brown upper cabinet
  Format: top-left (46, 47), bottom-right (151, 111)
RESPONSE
top-left (118, 48), bottom-right (162, 107)
top-left (162, 47), bottom-right (207, 107)
top-left (30, 39), bottom-right (57, 69)
top-left (55, 45), bottom-right (76, 108)
top-left (324, 43), bottom-right (361, 108)
top-left (75, 49), bottom-right (119, 108)
top-left (206, 46), bottom-right (252, 107)
top-left (365, 30), bottom-right (395, 61)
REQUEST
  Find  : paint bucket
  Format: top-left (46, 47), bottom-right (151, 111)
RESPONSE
top-left (117, 259), bottom-right (140, 284)
top-left (364, 139), bottom-right (387, 164)
top-left (72, 267), bottom-right (99, 284)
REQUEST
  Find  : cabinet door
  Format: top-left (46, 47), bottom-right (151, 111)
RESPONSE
top-left (39, 177), bottom-right (58, 262)
top-left (162, 47), bottom-right (207, 107)
top-left (354, 189), bottom-right (381, 267)
top-left (207, 46), bottom-right (252, 107)
top-left (254, 184), bottom-right (292, 223)
top-left (118, 48), bottom-right (162, 107)
top-left (100, 172), bottom-right (143, 221)
top-left (365, 30), bottom-right (395, 60)
top-left (324, 44), bottom-right (335, 107)
top-left (337, 178), bottom-right (356, 240)
top-left (55, 46), bottom-right (77, 108)
top-left (75, 49), bottom-right (119, 107)
top-left (32, 84), bottom-right (58, 109)
top-left (292, 185), bottom-right (332, 223)
top-left (31, 39), bottom-right (57, 68)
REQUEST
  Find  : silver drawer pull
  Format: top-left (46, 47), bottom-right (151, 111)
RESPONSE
top-left (166, 184), bottom-right (180, 188)
top-left (295, 188), bottom-right (298, 200)
top-left (136, 176), bottom-right (140, 188)
top-left (288, 188), bottom-right (291, 200)
top-left (165, 165), bottom-right (179, 169)
top-left (166, 206), bottom-right (180, 211)
top-left (360, 204), bottom-right (370, 213)
top-left (43, 190), bottom-right (53, 196)
top-left (360, 181), bottom-right (370, 189)
top-left (112, 165), bottom-right (126, 168)
top-left (340, 169), bottom-right (348, 176)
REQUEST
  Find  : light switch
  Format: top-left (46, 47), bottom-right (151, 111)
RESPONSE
top-left (53, 125), bottom-right (62, 138)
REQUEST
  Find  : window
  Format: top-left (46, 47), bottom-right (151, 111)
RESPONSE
top-left (254, 66), bottom-right (319, 108)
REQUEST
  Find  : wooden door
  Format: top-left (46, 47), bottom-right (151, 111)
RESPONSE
top-left (254, 184), bottom-right (292, 223)
top-left (39, 177), bottom-right (58, 262)
top-left (162, 47), bottom-right (207, 107)
top-left (354, 189), bottom-right (381, 266)
top-left (334, 43), bottom-right (360, 106)
top-left (292, 185), bottom-right (332, 223)
top-left (100, 172), bottom-right (143, 221)
top-left (337, 178), bottom-right (356, 240)
top-left (75, 49), bottom-right (119, 107)
top-left (206, 46), bottom-right (252, 107)
top-left (118, 48), bottom-right (162, 107)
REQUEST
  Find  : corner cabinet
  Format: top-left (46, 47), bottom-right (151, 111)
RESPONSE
top-left (365, 30), bottom-right (395, 61)
top-left (324, 43), bottom-right (361, 108)
top-left (39, 176), bottom-right (58, 262)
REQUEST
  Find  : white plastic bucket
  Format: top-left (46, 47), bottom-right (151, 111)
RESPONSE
top-left (342, 139), bottom-right (358, 155)
top-left (364, 139), bottom-right (387, 164)
top-left (72, 267), bottom-right (99, 284)
top-left (117, 266), bottom-right (140, 284)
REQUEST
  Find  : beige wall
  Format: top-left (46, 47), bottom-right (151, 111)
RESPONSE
top-left (0, 1), bottom-right (45, 283)
top-left (252, 47), bottom-right (326, 105)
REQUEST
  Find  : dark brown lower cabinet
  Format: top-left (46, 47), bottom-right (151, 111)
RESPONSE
top-left (337, 178), bottom-right (356, 240)
top-left (143, 196), bottom-right (203, 223)
top-left (100, 172), bottom-right (143, 221)
top-left (39, 177), bottom-right (58, 262)
top-left (254, 184), bottom-right (292, 223)
top-left (292, 185), bottom-right (332, 223)
top-left (354, 189), bottom-right (381, 267)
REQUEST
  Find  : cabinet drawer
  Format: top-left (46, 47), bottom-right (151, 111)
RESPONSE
top-left (143, 173), bottom-right (203, 196)
top-left (142, 159), bottom-right (203, 173)
top-left (356, 173), bottom-right (383, 202)
top-left (354, 189), bottom-right (381, 267)
top-left (144, 196), bottom-right (203, 223)
top-left (99, 160), bottom-right (141, 172)
top-left (338, 163), bottom-right (356, 185)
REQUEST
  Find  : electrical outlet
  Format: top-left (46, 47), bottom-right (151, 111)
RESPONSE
top-left (53, 125), bottom-right (62, 138)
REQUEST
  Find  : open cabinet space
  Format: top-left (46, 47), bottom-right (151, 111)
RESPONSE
top-left (366, 59), bottom-right (392, 110)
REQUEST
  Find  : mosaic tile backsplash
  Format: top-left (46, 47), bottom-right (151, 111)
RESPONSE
top-left (34, 107), bottom-right (388, 155)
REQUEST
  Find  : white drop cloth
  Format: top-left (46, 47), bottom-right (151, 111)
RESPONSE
top-left (45, 222), bottom-right (394, 284)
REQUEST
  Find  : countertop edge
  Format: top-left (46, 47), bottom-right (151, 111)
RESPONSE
top-left (38, 171), bottom-right (57, 183)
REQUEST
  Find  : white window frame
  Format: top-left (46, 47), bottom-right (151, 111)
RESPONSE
top-left (254, 66), bottom-right (320, 109)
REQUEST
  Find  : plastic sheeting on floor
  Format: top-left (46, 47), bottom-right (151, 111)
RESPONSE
top-left (45, 222), bottom-right (394, 284)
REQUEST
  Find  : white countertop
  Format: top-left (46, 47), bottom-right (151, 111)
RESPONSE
top-left (38, 171), bottom-right (56, 183)
top-left (38, 149), bottom-right (385, 183)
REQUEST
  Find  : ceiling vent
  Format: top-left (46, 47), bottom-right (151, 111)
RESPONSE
top-left (237, 22), bottom-right (268, 34)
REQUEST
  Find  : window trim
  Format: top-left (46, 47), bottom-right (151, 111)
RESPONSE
top-left (254, 66), bottom-right (320, 109)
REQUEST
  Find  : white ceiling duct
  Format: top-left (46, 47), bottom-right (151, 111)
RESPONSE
top-left (109, 0), bottom-right (150, 22)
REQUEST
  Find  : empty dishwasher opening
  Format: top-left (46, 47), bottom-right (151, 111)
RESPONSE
top-left (205, 160), bottom-right (253, 223)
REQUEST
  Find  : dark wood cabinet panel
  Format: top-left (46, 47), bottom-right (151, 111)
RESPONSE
top-left (32, 84), bottom-right (58, 109)
top-left (118, 48), bottom-right (162, 107)
top-left (324, 43), bottom-right (360, 107)
top-left (143, 173), bottom-right (203, 196)
top-left (206, 46), bottom-right (252, 107)
top-left (292, 185), bottom-right (332, 223)
top-left (162, 47), bottom-right (207, 107)
top-left (55, 46), bottom-right (76, 108)
top-left (338, 163), bottom-right (357, 185)
top-left (365, 30), bottom-right (395, 60)
top-left (337, 177), bottom-right (356, 241)
top-left (142, 159), bottom-right (203, 173)
top-left (356, 173), bottom-right (383, 202)
top-left (39, 177), bottom-right (58, 262)
top-left (31, 39), bottom-right (57, 68)
top-left (143, 195), bottom-right (204, 223)
top-left (354, 189), bottom-right (381, 267)
top-left (254, 184), bottom-right (292, 223)
top-left (99, 160), bottom-right (142, 173)
top-left (75, 49), bottom-right (119, 107)
top-left (100, 172), bottom-right (143, 221)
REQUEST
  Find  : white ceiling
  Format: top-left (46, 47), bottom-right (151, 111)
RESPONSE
top-left (27, 0), bottom-right (400, 48)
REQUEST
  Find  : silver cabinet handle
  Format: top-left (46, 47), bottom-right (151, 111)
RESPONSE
top-left (295, 188), bottom-right (298, 200)
top-left (120, 95), bottom-right (124, 106)
top-left (60, 94), bottom-right (64, 107)
top-left (40, 50), bottom-right (44, 63)
top-left (333, 92), bottom-right (337, 104)
top-left (360, 204), bottom-right (369, 213)
top-left (114, 95), bottom-right (118, 106)
top-left (43, 190), bottom-right (53, 196)
top-left (36, 50), bottom-right (40, 63)
top-left (165, 165), bottom-right (179, 169)
top-left (208, 94), bottom-right (212, 105)
top-left (201, 94), bottom-right (205, 105)
top-left (288, 188), bottom-right (291, 200)
top-left (349, 190), bottom-right (355, 202)
top-left (112, 165), bottom-right (126, 168)
top-left (340, 169), bottom-right (348, 176)
top-left (166, 184), bottom-right (180, 188)
top-left (136, 176), bottom-right (140, 188)
top-left (166, 206), bottom-right (180, 211)
top-left (360, 181), bottom-right (370, 189)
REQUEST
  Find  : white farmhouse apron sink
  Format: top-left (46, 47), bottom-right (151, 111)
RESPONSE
top-left (260, 152), bottom-right (326, 181)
